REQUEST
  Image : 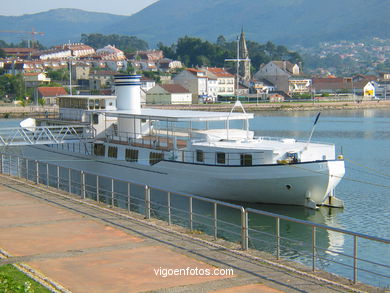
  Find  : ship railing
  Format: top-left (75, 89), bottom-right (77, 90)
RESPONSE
top-left (1, 153), bottom-right (388, 288)
top-left (0, 125), bottom-right (95, 147)
top-left (255, 136), bottom-right (335, 146)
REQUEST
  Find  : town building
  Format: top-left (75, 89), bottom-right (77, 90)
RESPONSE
top-left (312, 76), bottom-right (377, 100)
top-left (89, 70), bottom-right (117, 91)
top-left (146, 84), bottom-right (192, 105)
top-left (202, 67), bottom-right (235, 99)
top-left (1, 48), bottom-right (38, 59)
top-left (96, 45), bottom-right (126, 60)
top-left (23, 72), bottom-right (51, 88)
top-left (157, 58), bottom-right (183, 73)
top-left (141, 77), bottom-right (156, 92)
top-left (254, 61), bottom-right (303, 95)
top-left (173, 68), bottom-right (208, 103)
top-left (37, 87), bottom-right (67, 105)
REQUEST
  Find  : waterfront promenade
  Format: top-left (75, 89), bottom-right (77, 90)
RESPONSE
top-left (1, 100), bottom-right (390, 118)
top-left (0, 174), bottom-right (378, 293)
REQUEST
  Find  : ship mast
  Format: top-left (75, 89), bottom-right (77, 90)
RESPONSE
top-left (225, 34), bottom-right (251, 140)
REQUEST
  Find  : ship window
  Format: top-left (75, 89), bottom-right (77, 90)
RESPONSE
top-left (93, 144), bottom-right (105, 156)
top-left (150, 152), bottom-right (164, 165)
top-left (92, 114), bottom-right (99, 125)
top-left (88, 99), bottom-right (93, 109)
top-left (125, 148), bottom-right (139, 162)
top-left (240, 154), bottom-right (252, 166)
top-left (196, 150), bottom-right (204, 162)
top-left (108, 146), bottom-right (118, 158)
top-left (216, 152), bottom-right (225, 164)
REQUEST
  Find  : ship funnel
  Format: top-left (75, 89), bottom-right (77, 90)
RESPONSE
top-left (114, 75), bottom-right (141, 113)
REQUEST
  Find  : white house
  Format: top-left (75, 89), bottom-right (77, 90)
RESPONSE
top-left (146, 84), bottom-right (192, 105)
top-left (23, 72), bottom-right (51, 88)
top-left (141, 77), bottom-right (156, 92)
top-left (202, 67), bottom-right (235, 98)
top-left (158, 58), bottom-right (183, 73)
top-left (363, 81), bottom-right (376, 99)
top-left (96, 45), bottom-right (125, 60)
top-left (207, 78), bottom-right (218, 102)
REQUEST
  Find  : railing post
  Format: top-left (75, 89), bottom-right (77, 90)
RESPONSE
top-left (353, 235), bottom-right (358, 284)
top-left (56, 165), bottom-right (60, 189)
top-left (144, 185), bottom-right (151, 219)
top-left (46, 163), bottom-right (49, 186)
top-left (96, 175), bottom-right (99, 202)
top-left (26, 159), bottom-right (29, 181)
top-left (8, 155), bottom-right (11, 175)
top-left (111, 178), bottom-right (115, 207)
top-left (312, 226), bottom-right (316, 272)
top-left (127, 182), bottom-right (131, 212)
top-left (35, 160), bottom-right (39, 184)
top-left (0, 154), bottom-right (3, 173)
top-left (167, 192), bottom-right (171, 225)
top-left (68, 168), bottom-right (71, 193)
top-left (276, 217), bottom-right (280, 260)
top-left (241, 208), bottom-right (248, 250)
top-left (81, 171), bottom-right (86, 199)
top-left (213, 202), bottom-right (218, 240)
top-left (189, 197), bottom-right (193, 231)
top-left (17, 156), bottom-right (20, 178)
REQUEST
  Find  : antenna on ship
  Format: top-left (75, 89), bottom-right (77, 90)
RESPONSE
top-left (305, 112), bottom-right (321, 149)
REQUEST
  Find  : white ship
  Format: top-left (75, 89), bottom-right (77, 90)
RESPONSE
top-left (36, 75), bottom-right (345, 209)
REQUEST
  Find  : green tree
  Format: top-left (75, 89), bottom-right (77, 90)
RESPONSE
top-left (158, 36), bottom-right (302, 72)
top-left (0, 74), bottom-right (26, 100)
top-left (0, 48), bottom-right (6, 58)
top-left (46, 68), bottom-right (69, 82)
top-left (38, 98), bottom-right (46, 107)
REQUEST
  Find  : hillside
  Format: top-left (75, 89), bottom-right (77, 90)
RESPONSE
top-left (105, 0), bottom-right (390, 46)
top-left (0, 1), bottom-right (389, 48)
top-left (0, 9), bottom-right (126, 46)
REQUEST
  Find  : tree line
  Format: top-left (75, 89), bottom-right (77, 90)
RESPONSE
top-left (158, 35), bottom-right (302, 71)
top-left (80, 34), bottom-right (149, 53)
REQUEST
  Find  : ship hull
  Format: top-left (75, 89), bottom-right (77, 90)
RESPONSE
top-left (31, 145), bottom-right (345, 208)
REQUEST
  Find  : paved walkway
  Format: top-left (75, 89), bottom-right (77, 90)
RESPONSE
top-left (0, 176), bottom-right (375, 293)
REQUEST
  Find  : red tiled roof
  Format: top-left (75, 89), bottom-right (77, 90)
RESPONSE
top-left (1, 48), bottom-right (37, 54)
top-left (205, 67), bottom-right (234, 77)
top-left (186, 68), bottom-right (204, 75)
top-left (160, 84), bottom-right (190, 93)
top-left (38, 87), bottom-right (67, 97)
top-left (23, 72), bottom-right (42, 76)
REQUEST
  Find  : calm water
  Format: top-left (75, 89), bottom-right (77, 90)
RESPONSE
top-left (1, 109), bottom-right (389, 287)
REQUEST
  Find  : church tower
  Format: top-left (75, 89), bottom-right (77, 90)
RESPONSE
top-left (239, 28), bottom-right (251, 81)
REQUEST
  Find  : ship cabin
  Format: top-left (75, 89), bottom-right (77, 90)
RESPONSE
top-left (86, 107), bottom-right (335, 167)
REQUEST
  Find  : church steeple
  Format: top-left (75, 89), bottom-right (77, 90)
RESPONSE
top-left (239, 27), bottom-right (251, 81)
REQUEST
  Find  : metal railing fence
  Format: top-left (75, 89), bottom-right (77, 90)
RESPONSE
top-left (0, 152), bottom-right (388, 288)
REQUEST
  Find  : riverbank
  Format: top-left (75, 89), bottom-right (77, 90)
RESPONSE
top-left (0, 101), bottom-right (389, 119)
top-left (0, 105), bottom-right (58, 118)
top-left (146, 100), bottom-right (390, 112)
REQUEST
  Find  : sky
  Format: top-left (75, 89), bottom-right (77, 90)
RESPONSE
top-left (0, 0), bottom-right (159, 16)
